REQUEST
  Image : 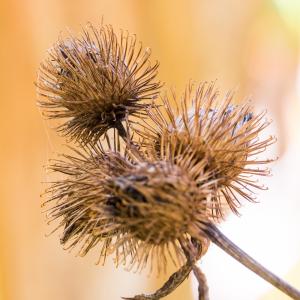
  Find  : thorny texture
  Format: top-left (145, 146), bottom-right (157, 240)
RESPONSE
top-left (37, 22), bottom-right (300, 300)
top-left (37, 24), bottom-right (161, 145)
top-left (44, 144), bottom-right (213, 274)
top-left (136, 82), bottom-right (275, 220)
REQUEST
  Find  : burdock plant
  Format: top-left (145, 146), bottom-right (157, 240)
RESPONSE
top-left (37, 23), bottom-right (161, 144)
top-left (38, 23), bottom-right (300, 300)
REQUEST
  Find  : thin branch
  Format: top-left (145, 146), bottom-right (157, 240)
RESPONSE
top-left (122, 262), bottom-right (192, 300)
top-left (115, 120), bottom-right (143, 159)
top-left (115, 120), bottom-right (128, 141)
top-left (203, 222), bottom-right (300, 300)
top-left (192, 265), bottom-right (209, 300)
top-left (180, 238), bottom-right (209, 300)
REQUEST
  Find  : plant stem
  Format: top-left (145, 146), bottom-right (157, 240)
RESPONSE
top-left (180, 238), bottom-right (209, 300)
top-left (203, 223), bottom-right (300, 300)
top-left (122, 262), bottom-right (193, 300)
top-left (192, 265), bottom-right (209, 300)
top-left (115, 120), bottom-right (128, 141)
top-left (115, 121), bottom-right (142, 158)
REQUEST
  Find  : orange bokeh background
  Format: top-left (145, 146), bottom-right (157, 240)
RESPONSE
top-left (1, 1), bottom-right (300, 299)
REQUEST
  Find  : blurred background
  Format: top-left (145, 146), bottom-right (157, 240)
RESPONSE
top-left (1, 0), bottom-right (300, 299)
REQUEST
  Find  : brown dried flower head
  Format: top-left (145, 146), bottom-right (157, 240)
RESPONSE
top-left (45, 143), bottom-right (214, 273)
top-left (37, 24), bottom-right (161, 144)
top-left (138, 82), bottom-right (275, 219)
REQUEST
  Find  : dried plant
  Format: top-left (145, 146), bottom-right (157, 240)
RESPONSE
top-left (136, 82), bottom-right (275, 220)
top-left (45, 144), bottom-right (212, 271)
top-left (37, 24), bottom-right (161, 144)
top-left (38, 23), bottom-right (300, 300)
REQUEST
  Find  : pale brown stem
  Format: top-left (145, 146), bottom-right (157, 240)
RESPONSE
top-left (122, 238), bottom-right (203, 300)
top-left (115, 121), bottom-right (141, 157)
top-left (203, 223), bottom-right (300, 300)
top-left (192, 265), bottom-right (209, 300)
top-left (115, 120), bottom-right (128, 141)
top-left (122, 262), bottom-right (192, 300)
top-left (180, 238), bottom-right (210, 300)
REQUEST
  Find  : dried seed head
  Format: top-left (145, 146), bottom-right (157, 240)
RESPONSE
top-left (44, 145), bottom-right (212, 272)
top-left (138, 82), bottom-right (275, 219)
top-left (37, 24), bottom-right (161, 144)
